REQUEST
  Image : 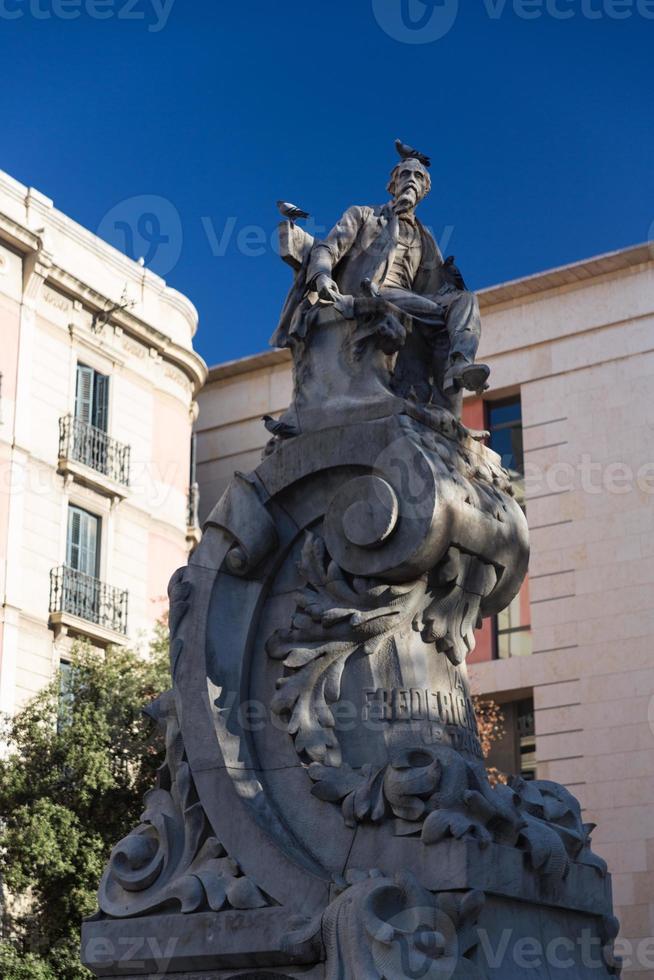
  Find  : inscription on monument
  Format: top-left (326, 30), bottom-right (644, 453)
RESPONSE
top-left (362, 687), bottom-right (482, 758)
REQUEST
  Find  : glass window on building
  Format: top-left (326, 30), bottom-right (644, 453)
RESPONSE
top-left (73, 364), bottom-right (111, 474)
top-left (484, 695), bottom-right (536, 781)
top-left (496, 590), bottom-right (532, 659)
top-left (67, 505), bottom-right (100, 577)
top-left (75, 363), bottom-right (109, 432)
top-left (65, 505), bottom-right (101, 623)
top-left (58, 660), bottom-right (74, 731)
top-left (487, 397), bottom-right (525, 506)
top-left (516, 697), bottom-right (537, 781)
top-left (486, 395), bottom-right (531, 658)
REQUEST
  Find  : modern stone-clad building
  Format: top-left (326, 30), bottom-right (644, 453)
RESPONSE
top-left (0, 169), bottom-right (206, 717)
top-left (196, 242), bottom-right (654, 975)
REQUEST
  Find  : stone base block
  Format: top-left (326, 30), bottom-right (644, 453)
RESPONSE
top-left (101, 972), bottom-right (323, 980)
top-left (83, 891), bottom-right (618, 979)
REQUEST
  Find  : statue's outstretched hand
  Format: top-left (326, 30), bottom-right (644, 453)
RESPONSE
top-left (315, 274), bottom-right (342, 304)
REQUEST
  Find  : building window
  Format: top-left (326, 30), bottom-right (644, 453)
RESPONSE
top-left (486, 396), bottom-right (524, 505)
top-left (67, 505), bottom-right (100, 578)
top-left (187, 433), bottom-right (200, 530)
top-left (58, 660), bottom-right (73, 730)
top-left (517, 697), bottom-right (536, 781)
top-left (63, 505), bottom-right (102, 624)
top-left (58, 364), bottom-right (130, 487)
top-left (75, 363), bottom-right (109, 432)
top-left (496, 592), bottom-right (532, 659)
top-left (49, 506), bottom-right (129, 635)
top-left (484, 695), bottom-right (537, 781)
top-left (486, 395), bottom-right (531, 658)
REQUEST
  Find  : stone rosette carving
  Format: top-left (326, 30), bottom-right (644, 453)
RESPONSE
top-left (284, 871), bottom-right (487, 980)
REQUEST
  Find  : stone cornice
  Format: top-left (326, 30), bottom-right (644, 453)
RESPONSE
top-left (478, 241), bottom-right (653, 311)
top-left (0, 168), bottom-right (207, 394)
top-left (48, 265), bottom-right (207, 393)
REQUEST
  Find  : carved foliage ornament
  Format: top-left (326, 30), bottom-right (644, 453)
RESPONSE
top-left (266, 534), bottom-right (495, 767)
top-left (310, 746), bottom-right (608, 884)
top-left (97, 691), bottom-right (269, 918)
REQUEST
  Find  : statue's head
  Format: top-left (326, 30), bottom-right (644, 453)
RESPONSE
top-left (387, 158), bottom-right (431, 213)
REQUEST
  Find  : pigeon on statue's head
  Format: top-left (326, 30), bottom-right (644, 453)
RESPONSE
top-left (394, 139), bottom-right (431, 169)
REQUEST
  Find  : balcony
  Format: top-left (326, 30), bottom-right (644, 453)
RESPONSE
top-left (58, 415), bottom-right (131, 499)
top-left (49, 565), bottom-right (129, 646)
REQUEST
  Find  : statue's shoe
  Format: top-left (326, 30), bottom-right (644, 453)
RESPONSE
top-left (444, 361), bottom-right (490, 394)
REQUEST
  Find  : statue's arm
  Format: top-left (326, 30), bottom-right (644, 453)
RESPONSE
top-left (306, 206), bottom-right (366, 296)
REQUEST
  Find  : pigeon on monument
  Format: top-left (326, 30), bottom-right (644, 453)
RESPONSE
top-left (262, 414), bottom-right (297, 439)
top-left (442, 255), bottom-right (468, 292)
top-left (276, 200), bottom-right (310, 224)
top-left (395, 139), bottom-right (432, 168)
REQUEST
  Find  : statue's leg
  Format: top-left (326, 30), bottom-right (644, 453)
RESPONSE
top-left (379, 288), bottom-right (470, 413)
top-left (379, 288), bottom-right (450, 406)
top-left (440, 288), bottom-right (481, 363)
top-left (437, 288), bottom-right (489, 393)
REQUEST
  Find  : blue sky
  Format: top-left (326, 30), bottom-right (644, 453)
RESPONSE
top-left (1, 0), bottom-right (652, 366)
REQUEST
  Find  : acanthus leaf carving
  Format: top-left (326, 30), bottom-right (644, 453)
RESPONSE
top-left (97, 690), bottom-right (270, 919)
top-left (309, 744), bottom-right (610, 887)
top-left (267, 534), bottom-right (429, 766)
top-left (267, 533), bottom-right (495, 767)
top-left (417, 546), bottom-right (497, 666)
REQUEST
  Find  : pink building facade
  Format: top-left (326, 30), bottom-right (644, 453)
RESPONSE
top-left (0, 170), bottom-right (206, 715)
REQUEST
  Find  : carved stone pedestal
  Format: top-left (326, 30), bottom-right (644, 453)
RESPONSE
top-left (84, 836), bottom-right (618, 977)
top-left (82, 403), bottom-right (619, 980)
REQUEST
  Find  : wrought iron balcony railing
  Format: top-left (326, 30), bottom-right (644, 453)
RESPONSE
top-left (59, 415), bottom-right (131, 487)
top-left (49, 566), bottom-right (129, 636)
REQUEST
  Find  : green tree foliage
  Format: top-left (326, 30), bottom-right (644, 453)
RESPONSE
top-left (0, 626), bottom-right (170, 979)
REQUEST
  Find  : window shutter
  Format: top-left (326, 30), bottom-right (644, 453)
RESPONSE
top-left (67, 506), bottom-right (99, 577)
top-left (75, 365), bottom-right (94, 425)
top-left (93, 373), bottom-right (109, 432)
top-left (66, 506), bottom-right (82, 570)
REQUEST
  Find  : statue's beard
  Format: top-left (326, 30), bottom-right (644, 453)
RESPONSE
top-left (393, 184), bottom-right (419, 214)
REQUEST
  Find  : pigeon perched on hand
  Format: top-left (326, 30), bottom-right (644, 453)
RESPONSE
top-left (276, 200), bottom-right (310, 224)
top-left (395, 139), bottom-right (431, 169)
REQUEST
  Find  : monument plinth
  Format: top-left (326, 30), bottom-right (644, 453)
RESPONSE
top-left (82, 145), bottom-right (620, 979)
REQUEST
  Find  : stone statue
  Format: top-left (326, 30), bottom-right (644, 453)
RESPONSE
top-left (271, 144), bottom-right (489, 431)
top-left (82, 145), bottom-right (621, 979)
